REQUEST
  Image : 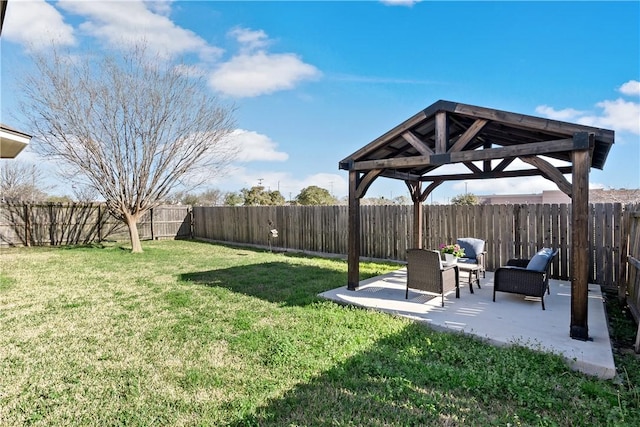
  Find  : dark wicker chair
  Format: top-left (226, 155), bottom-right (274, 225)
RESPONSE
top-left (493, 248), bottom-right (558, 310)
top-left (456, 237), bottom-right (487, 278)
top-left (406, 249), bottom-right (459, 307)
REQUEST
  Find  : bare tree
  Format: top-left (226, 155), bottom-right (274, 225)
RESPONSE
top-left (0, 160), bottom-right (50, 202)
top-left (18, 45), bottom-right (237, 252)
top-left (169, 188), bottom-right (224, 206)
top-left (71, 184), bottom-right (98, 203)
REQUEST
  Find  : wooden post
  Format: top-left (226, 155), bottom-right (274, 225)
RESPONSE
top-left (570, 132), bottom-right (591, 340)
top-left (413, 199), bottom-right (423, 249)
top-left (435, 111), bottom-right (448, 154)
top-left (347, 170), bottom-right (360, 290)
top-left (407, 181), bottom-right (423, 249)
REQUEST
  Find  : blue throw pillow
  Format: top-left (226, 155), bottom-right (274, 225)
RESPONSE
top-left (526, 248), bottom-right (553, 272)
top-left (457, 238), bottom-right (485, 260)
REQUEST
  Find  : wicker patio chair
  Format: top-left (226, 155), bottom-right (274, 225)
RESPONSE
top-left (493, 248), bottom-right (558, 310)
top-left (456, 237), bottom-right (487, 278)
top-left (406, 249), bottom-right (459, 307)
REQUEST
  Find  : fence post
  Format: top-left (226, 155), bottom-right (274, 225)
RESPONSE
top-left (150, 208), bottom-right (154, 240)
top-left (24, 204), bottom-right (31, 247)
top-left (617, 204), bottom-right (628, 301)
top-left (49, 203), bottom-right (55, 246)
top-left (97, 204), bottom-right (102, 242)
top-left (514, 204), bottom-right (521, 259)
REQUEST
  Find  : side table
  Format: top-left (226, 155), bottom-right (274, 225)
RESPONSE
top-left (456, 262), bottom-right (482, 294)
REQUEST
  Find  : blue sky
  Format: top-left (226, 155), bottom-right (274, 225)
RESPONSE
top-left (2, 0), bottom-right (639, 203)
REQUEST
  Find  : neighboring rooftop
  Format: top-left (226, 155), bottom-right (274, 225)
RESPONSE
top-left (477, 189), bottom-right (640, 205)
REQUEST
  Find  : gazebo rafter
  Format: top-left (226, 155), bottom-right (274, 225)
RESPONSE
top-left (339, 100), bottom-right (614, 341)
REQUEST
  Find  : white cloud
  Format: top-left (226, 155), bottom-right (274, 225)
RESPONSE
top-left (226, 129), bottom-right (289, 162)
top-left (619, 80), bottom-right (640, 96)
top-left (57, 0), bottom-right (221, 61)
top-left (536, 84), bottom-right (640, 135)
top-left (380, 0), bottom-right (422, 7)
top-left (534, 105), bottom-right (585, 121)
top-left (229, 27), bottom-right (270, 52)
top-left (143, 0), bottom-right (174, 16)
top-left (5, 3), bottom-right (319, 99)
top-left (3, 0), bottom-right (76, 49)
top-left (208, 27), bottom-right (321, 98)
top-left (571, 98), bottom-right (640, 135)
top-left (209, 51), bottom-right (321, 97)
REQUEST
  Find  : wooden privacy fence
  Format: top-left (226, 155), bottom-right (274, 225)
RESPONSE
top-left (2, 202), bottom-right (637, 291)
top-left (0, 203), bottom-right (191, 246)
top-left (193, 203), bottom-right (639, 288)
top-left (623, 209), bottom-right (640, 351)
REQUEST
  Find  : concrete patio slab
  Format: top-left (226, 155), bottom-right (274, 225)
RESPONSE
top-left (318, 269), bottom-right (616, 379)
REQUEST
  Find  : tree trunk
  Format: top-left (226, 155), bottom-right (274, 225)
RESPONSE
top-left (124, 212), bottom-right (143, 253)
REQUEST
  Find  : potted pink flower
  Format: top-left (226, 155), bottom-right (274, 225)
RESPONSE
top-left (439, 243), bottom-right (465, 264)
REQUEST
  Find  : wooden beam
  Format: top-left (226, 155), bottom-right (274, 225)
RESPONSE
top-left (449, 119), bottom-right (489, 153)
top-left (418, 166), bottom-right (573, 182)
top-left (339, 110), bottom-right (427, 167)
top-left (435, 111), bottom-right (448, 154)
top-left (419, 181), bottom-right (443, 202)
top-left (463, 162), bottom-right (482, 174)
top-left (493, 157), bottom-right (515, 172)
top-left (453, 103), bottom-right (615, 144)
top-left (521, 155), bottom-right (572, 196)
top-left (483, 141), bottom-right (492, 171)
top-left (355, 169), bottom-right (382, 199)
top-left (379, 169), bottom-right (422, 182)
top-left (570, 132), bottom-right (591, 340)
top-left (402, 131), bottom-right (433, 155)
top-left (352, 138), bottom-right (575, 171)
top-left (347, 170), bottom-right (361, 291)
top-left (405, 180), bottom-right (421, 202)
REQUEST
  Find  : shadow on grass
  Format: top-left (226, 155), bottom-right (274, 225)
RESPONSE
top-left (180, 262), bottom-right (346, 307)
top-left (226, 320), bottom-right (607, 426)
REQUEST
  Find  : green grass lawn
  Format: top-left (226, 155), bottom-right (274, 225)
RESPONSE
top-left (1, 240), bottom-right (638, 426)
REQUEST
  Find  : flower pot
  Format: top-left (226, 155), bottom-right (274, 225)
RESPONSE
top-left (444, 253), bottom-right (457, 264)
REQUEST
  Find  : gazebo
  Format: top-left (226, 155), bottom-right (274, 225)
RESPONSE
top-left (339, 100), bottom-right (614, 341)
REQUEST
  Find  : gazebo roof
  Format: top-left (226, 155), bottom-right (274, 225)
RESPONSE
top-left (339, 100), bottom-right (614, 183)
